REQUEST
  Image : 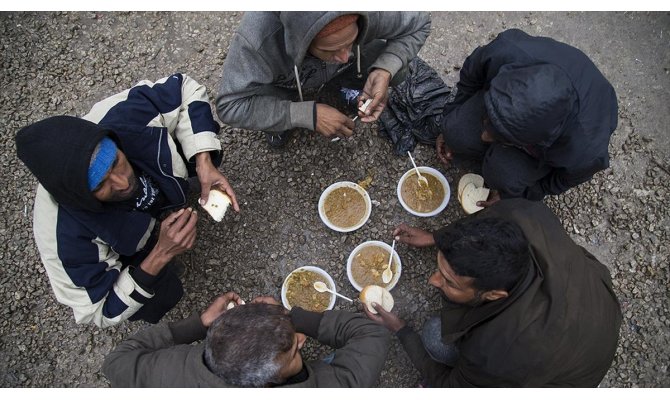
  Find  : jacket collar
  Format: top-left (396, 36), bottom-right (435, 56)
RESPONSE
top-left (440, 251), bottom-right (541, 343)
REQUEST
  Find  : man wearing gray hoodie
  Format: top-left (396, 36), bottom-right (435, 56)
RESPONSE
top-left (216, 12), bottom-right (431, 147)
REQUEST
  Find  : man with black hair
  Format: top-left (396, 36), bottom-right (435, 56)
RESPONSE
top-left (15, 74), bottom-right (239, 328)
top-left (365, 199), bottom-right (622, 387)
top-left (216, 11), bottom-right (430, 147)
top-left (435, 29), bottom-right (618, 203)
top-left (102, 293), bottom-right (391, 387)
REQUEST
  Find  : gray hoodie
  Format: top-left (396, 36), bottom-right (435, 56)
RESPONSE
top-left (216, 11), bottom-right (431, 132)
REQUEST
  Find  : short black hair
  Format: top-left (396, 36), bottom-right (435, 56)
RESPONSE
top-left (433, 217), bottom-right (530, 292)
top-left (204, 303), bottom-right (295, 387)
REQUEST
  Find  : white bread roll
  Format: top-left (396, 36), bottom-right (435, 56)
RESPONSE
top-left (457, 174), bottom-right (489, 215)
top-left (457, 173), bottom-right (484, 200)
top-left (360, 285), bottom-right (394, 314)
top-left (200, 189), bottom-right (232, 222)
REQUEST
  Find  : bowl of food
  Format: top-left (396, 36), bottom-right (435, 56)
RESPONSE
top-left (397, 167), bottom-right (450, 217)
top-left (347, 240), bottom-right (401, 291)
top-left (318, 181), bottom-right (372, 232)
top-left (281, 266), bottom-right (337, 312)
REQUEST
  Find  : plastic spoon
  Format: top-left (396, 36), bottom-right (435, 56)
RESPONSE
top-left (313, 281), bottom-right (353, 302)
top-left (407, 151), bottom-right (429, 187)
top-left (382, 239), bottom-right (396, 284)
top-left (331, 116), bottom-right (358, 142)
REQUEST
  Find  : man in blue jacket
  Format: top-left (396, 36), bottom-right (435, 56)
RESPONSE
top-left (436, 29), bottom-right (618, 203)
top-left (16, 74), bottom-right (239, 327)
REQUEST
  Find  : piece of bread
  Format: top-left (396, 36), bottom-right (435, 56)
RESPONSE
top-left (200, 189), bottom-right (232, 222)
top-left (457, 173), bottom-right (485, 200)
top-left (457, 174), bottom-right (490, 215)
top-left (360, 285), bottom-right (394, 314)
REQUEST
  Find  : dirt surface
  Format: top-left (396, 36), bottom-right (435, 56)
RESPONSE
top-left (0, 11), bottom-right (668, 387)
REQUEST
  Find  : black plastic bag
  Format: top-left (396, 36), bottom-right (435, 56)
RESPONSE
top-left (378, 57), bottom-right (455, 155)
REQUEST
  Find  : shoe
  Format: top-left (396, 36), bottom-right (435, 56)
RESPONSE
top-left (165, 257), bottom-right (187, 279)
top-left (265, 131), bottom-right (292, 148)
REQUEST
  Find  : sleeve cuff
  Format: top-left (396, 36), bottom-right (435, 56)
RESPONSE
top-left (179, 131), bottom-right (222, 162)
top-left (289, 307), bottom-right (324, 338)
top-left (395, 324), bottom-right (415, 340)
top-left (168, 313), bottom-right (208, 344)
top-left (130, 265), bottom-right (160, 290)
top-left (370, 53), bottom-right (404, 78)
top-left (289, 101), bottom-right (316, 131)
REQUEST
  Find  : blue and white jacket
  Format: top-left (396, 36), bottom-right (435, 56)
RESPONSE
top-left (32, 74), bottom-right (222, 327)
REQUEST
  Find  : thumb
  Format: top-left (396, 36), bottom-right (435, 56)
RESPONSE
top-left (372, 302), bottom-right (388, 316)
top-left (199, 185), bottom-right (210, 206)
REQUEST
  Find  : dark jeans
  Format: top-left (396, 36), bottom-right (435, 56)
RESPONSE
top-left (421, 316), bottom-right (459, 367)
top-left (127, 259), bottom-right (184, 324)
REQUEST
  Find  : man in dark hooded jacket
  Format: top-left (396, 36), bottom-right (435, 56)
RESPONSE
top-left (436, 29), bottom-right (618, 202)
top-left (366, 199), bottom-right (622, 387)
top-left (15, 74), bottom-right (239, 328)
top-left (216, 11), bottom-right (431, 147)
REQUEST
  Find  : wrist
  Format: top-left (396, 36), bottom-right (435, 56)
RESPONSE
top-left (195, 152), bottom-right (213, 170)
top-left (373, 68), bottom-right (392, 82)
top-left (140, 247), bottom-right (172, 276)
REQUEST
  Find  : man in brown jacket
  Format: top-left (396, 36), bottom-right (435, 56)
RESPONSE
top-left (366, 199), bottom-right (622, 387)
top-left (103, 293), bottom-right (391, 387)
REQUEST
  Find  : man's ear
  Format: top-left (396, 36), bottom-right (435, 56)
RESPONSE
top-left (481, 290), bottom-right (508, 302)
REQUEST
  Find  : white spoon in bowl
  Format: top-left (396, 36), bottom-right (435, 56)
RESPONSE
top-left (314, 281), bottom-right (353, 302)
top-left (407, 151), bottom-right (429, 187)
top-left (381, 239), bottom-right (396, 284)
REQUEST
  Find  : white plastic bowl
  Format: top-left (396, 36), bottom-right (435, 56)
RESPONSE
top-left (397, 166), bottom-right (450, 217)
top-left (318, 181), bottom-right (372, 232)
top-left (281, 266), bottom-right (337, 311)
top-left (347, 240), bottom-right (402, 292)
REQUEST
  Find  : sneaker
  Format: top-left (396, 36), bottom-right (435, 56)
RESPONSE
top-left (165, 257), bottom-right (187, 279)
top-left (265, 131), bottom-right (292, 148)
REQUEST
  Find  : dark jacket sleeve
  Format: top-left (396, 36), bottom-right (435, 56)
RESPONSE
top-left (305, 310), bottom-right (392, 387)
top-left (396, 325), bottom-right (458, 387)
top-left (102, 313), bottom-right (207, 387)
top-left (366, 11), bottom-right (431, 77)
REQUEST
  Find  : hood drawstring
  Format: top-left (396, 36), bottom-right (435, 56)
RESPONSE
top-left (356, 44), bottom-right (362, 78)
top-left (294, 65), bottom-right (304, 102)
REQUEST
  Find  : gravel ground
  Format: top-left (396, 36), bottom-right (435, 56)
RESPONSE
top-left (0, 11), bottom-right (668, 388)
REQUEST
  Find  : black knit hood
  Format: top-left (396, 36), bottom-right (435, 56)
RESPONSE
top-left (16, 116), bottom-right (115, 213)
top-left (484, 63), bottom-right (577, 149)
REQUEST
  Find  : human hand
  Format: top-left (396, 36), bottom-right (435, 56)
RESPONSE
top-left (157, 207), bottom-right (198, 258)
top-left (315, 103), bottom-right (355, 139)
top-left (392, 223), bottom-right (435, 248)
top-left (200, 291), bottom-right (243, 327)
top-left (435, 134), bottom-right (453, 166)
top-left (363, 302), bottom-right (406, 333)
top-left (195, 152), bottom-right (240, 212)
top-left (358, 69), bottom-right (391, 123)
top-left (476, 189), bottom-right (501, 208)
top-left (251, 296), bottom-right (281, 306)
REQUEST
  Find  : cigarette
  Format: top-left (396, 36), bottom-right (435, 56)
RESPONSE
top-left (359, 99), bottom-right (372, 113)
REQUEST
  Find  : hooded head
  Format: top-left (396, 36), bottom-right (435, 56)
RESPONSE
top-left (279, 11), bottom-right (367, 66)
top-left (16, 115), bottom-right (117, 212)
top-left (484, 64), bottom-right (578, 148)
